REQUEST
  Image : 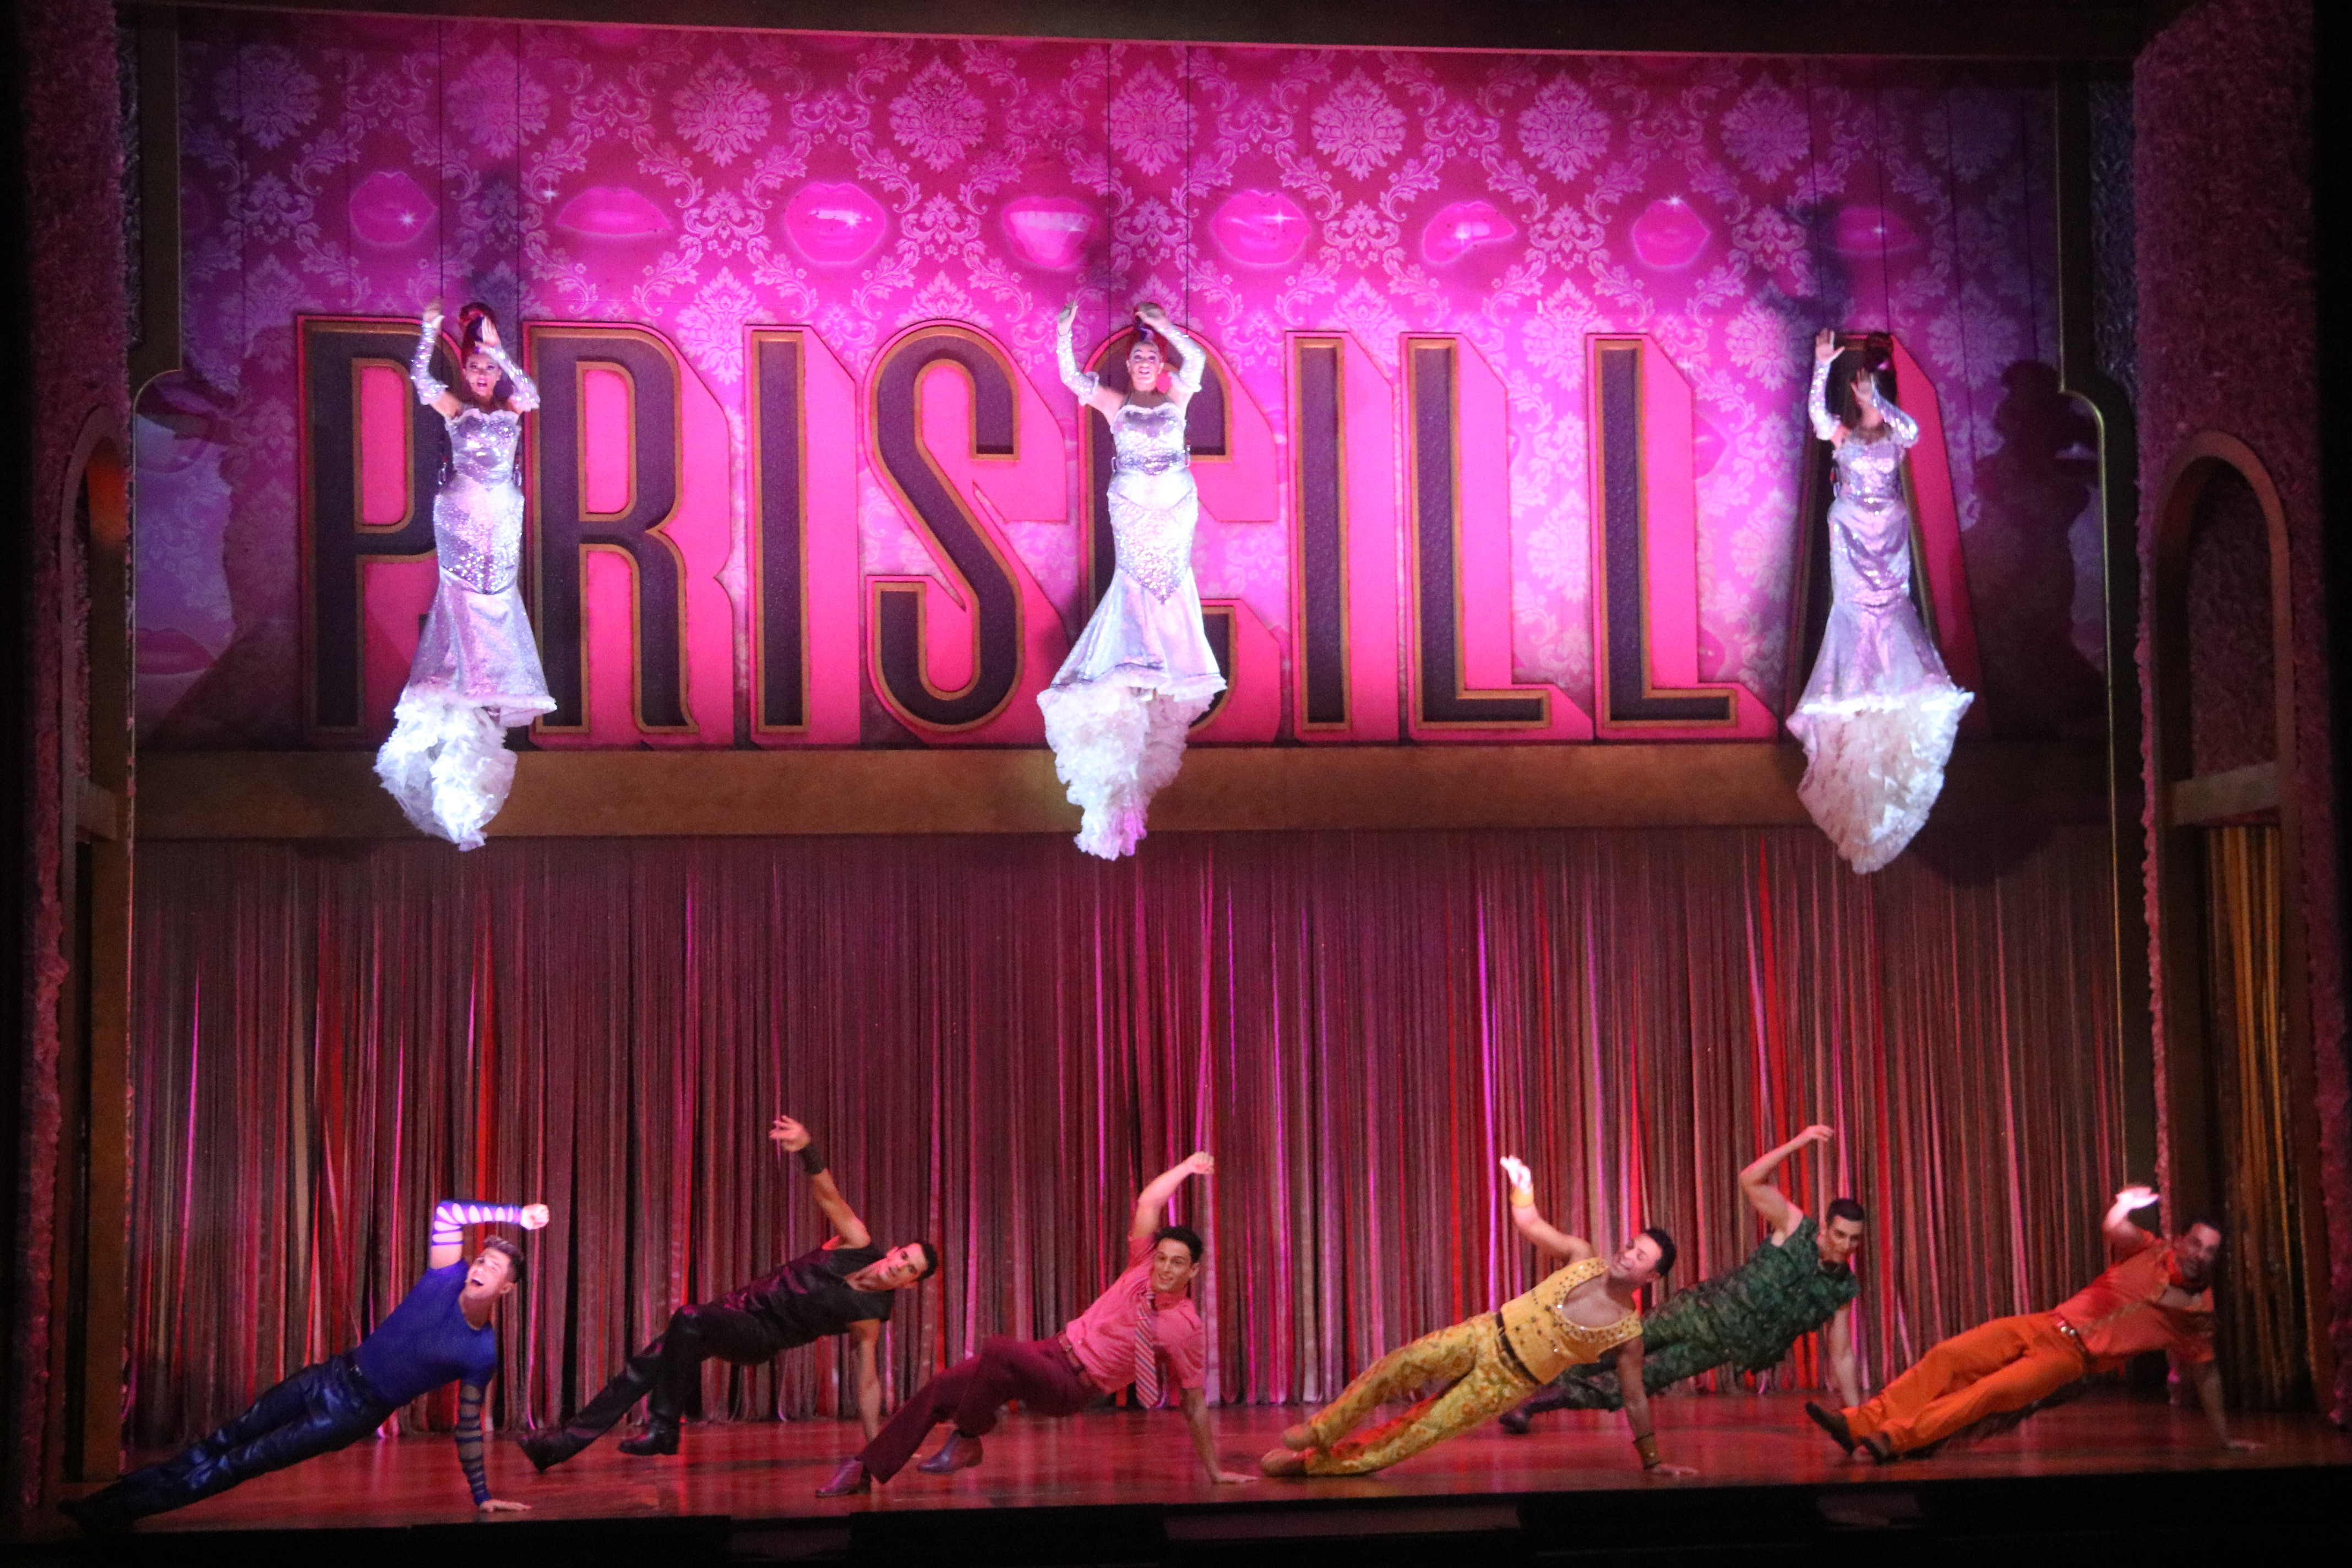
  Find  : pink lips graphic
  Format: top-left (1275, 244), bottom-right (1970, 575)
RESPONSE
top-left (782, 181), bottom-right (889, 268)
top-left (349, 170), bottom-right (435, 251)
top-left (1630, 197), bottom-right (1711, 271)
top-left (1420, 200), bottom-right (1519, 267)
top-left (1828, 204), bottom-right (1921, 258)
top-left (552, 185), bottom-right (672, 242)
top-left (1208, 189), bottom-right (1312, 270)
top-left (1001, 195), bottom-right (1098, 271)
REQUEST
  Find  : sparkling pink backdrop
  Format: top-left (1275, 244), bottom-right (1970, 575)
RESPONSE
top-left (137, 12), bottom-right (2106, 747)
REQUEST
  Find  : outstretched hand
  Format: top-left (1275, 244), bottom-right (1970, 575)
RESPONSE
top-left (1500, 1155), bottom-right (1533, 1193)
top-left (1814, 327), bottom-right (1839, 362)
top-left (520, 1204), bottom-right (551, 1231)
top-left (1136, 301), bottom-right (1171, 327)
top-left (477, 1497), bottom-right (532, 1513)
top-left (1798, 1124), bottom-right (1834, 1147)
top-left (1651, 1462), bottom-right (1698, 1478)
top-left (771, 1114), bottom-right (813, 1152)
top-left (1211, 1468), bottom-right (1258, 1485)
top-left (2114, 1184), bottom-right (2159, 1211)
top-left (1181, 1151), bottom-right (1216, 1179)
top-left (1057, 299), bottom-right (1078, 325)
top-left (476, 315), bottom-right (502, 350)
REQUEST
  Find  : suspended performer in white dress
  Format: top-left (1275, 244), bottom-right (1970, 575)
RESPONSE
top-left (375, 302), bottom-right (556, 851)
top-left (1787, 329), bottom-right (1974, 873)
top-left (1041, 301), bottom-right (1227, 859)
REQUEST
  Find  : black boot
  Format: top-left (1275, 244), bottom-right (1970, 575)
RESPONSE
top-left (618, 1420), bottom-right (680, 1457)
top-left (519, 1427), bottom-right (594, 1472)
top-left (58, 1493), bottom-right (132, 1537)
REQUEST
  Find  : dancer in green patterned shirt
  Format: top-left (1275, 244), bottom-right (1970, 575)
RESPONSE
top-left (1501, 1124), bottom-right (1865, 1430)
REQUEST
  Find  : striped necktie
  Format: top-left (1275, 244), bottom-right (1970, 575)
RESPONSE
top-left (1133, 1286), bottom-right (1161, 1407)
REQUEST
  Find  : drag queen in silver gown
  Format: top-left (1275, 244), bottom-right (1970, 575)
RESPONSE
top-left (375, 302), bottom-right (555, 850)
top-left (1041, 302), bottom-right (1227, 859)
top-left (1787, 329), bottom-right (1973, 872)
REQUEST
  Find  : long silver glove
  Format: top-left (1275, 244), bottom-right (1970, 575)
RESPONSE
top-left (1054, 307), bottom-right (1099, 400)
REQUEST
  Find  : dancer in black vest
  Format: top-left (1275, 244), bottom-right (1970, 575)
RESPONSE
top-left (520, 1114), bottom-right (938, 1467)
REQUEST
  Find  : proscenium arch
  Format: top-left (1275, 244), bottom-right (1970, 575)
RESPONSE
top-left (2146, 429), bottom-right (2334, 1404)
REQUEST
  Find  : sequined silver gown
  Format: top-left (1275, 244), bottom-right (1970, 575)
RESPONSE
top-left (1787, 357), bottom-right (1973, 873)
top-left (374, 318), bottom-right (556, 851)
top-left (1041, 313), bottom-right (1227, 859)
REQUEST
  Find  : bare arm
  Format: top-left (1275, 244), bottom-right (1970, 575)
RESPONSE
top-left (2186, 1358), bottom-right (2260, 1451)
top-left (1740, 1124), bottom-right (1831, 1243)
top-left (1181, 1386), bottom-right (1255, 1484)
top-left (1133, 1152), bottom-right (1215, 1248)
top-left (1615, 1338), bottom-right (1695, 1476)
top-left (1825, 1303), bottom-right (1862, 1409)
top-left (850, 1321), bottom-right (884, 1442)
top-left (772, 1115), bottom-right (870, 1249)
top-left (1499, 1157), bottom-right (1595, 1262)
top-left (427, 1198), bottom-right (548, 1272)
top-left (2104, 1185), bottom-right (2160, 1256)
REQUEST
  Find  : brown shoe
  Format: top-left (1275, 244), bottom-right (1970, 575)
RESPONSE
top-left (1804, 1401), bottom-right (1858, 1456)
top-left (916, 1430), bottom-right (983, 1474)
top-left (815, 1458), bottom-right (870, 1496)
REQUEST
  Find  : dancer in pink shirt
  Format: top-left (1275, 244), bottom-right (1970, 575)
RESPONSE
top-left (818, 1153), bottom-right (1255, 1493)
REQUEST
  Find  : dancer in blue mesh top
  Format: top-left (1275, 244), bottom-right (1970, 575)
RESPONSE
top-left (62, 1197), bottom-right (548, 1533)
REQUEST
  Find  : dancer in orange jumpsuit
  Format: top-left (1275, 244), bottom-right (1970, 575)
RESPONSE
top-left (1806, 1185), bottom-right (2260, 1460)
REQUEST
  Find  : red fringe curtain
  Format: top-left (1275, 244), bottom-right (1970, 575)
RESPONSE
top-left (125, 827), bottom-right (2124, 1446)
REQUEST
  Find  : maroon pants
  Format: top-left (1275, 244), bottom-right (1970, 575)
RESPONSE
top-left (859, 1336), bottom-right (1098, 1482)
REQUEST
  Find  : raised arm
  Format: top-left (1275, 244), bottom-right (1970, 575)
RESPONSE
top-left (1499, 1157), bottom-right (1595, 1262)
top-left (1615, 1338), bottom-right (1695, 1476)
top-left (771, 1115), bottom-right (870, 1249)
top-left (1132, 1152), bottom-right (1215, 1248)
top-left (412, 304), bottom-right (461, 420)
top-left (1739, 1124), bottom-right (1832, 1243)
top-left (1055, 301), bottom-right (1125, 418)
top-left (471, 314), bottom-right (538, 413)
top-left (1861, 379), bottom-right (1918, 448)
top-left (2103, 1185), bottom-right (2160, 1256)
top-left (1137, 303), bottom-right (1205, 402)
top-left (428, 1198), bottom-right (549, 1271)
top-left (1808, 330), bottom-right (1840, 443)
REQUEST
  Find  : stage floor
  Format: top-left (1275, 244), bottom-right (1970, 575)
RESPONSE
top-left (108, 1390), bottom-right (2345, 1536)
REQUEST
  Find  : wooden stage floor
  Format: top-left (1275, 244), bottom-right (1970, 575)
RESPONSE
top-left (93, 1390), bottom-right (2345, 1542)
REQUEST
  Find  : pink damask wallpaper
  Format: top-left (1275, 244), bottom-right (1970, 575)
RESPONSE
top-left (137, 10), bottom-right (2105, 747)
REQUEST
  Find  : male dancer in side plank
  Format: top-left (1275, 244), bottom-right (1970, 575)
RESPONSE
top-left (1806, 1185), bottom-right (2260, 1461)
top-left (1501, 1124), bottom-right (1864, 1432)
top-left (818, 1152), bottom-right (1256, 1494)
top-left (1260, 1156), bottom-right (1694, 1478)
top-left (522, 1113), bottom-right (937, 1467)
top-left (61, 1197), bottom-right (548, 1532)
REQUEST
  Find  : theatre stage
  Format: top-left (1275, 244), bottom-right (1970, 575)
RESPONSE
top-left (66, 1392), bottom-right (2346, 1564)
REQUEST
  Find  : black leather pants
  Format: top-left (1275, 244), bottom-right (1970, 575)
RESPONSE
top-left (74, 1353), bottom-right (393, 1525)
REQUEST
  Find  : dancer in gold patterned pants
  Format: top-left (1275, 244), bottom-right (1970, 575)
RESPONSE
top-left (1288, 1316), bottom-right (1536, 1475)
top-left (1264, 1155), bottom-right (1693, 1478)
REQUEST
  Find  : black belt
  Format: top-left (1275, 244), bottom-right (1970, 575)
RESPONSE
top-left (1494, 1314), bottom-right (1541, 1384)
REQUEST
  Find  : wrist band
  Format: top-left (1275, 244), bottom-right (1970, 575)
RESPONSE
top-left (1632, 1434), bottom-right (1659, 1468)
top-left (796, 1142), bottom-right (826, 1175)
top-left (1509, 1189), bottom-right (1535, 1209)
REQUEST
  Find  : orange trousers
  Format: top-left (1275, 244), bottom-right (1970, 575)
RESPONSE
top-left (1842, 1312), bottom-right (2089, 1455)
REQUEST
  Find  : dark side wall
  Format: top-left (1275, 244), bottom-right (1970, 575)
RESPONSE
top-left (3, 0), bottom-right (128, 1529)
top-left (2134, 0), bottom-right (2348, 1420)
